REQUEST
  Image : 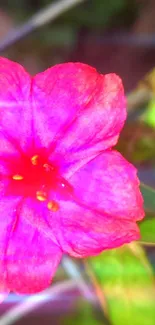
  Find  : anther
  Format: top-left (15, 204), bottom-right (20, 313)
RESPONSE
top-left (36, 191), bottom-right (47, 202)
top-left (31, 155), bottom-right (39, 165)
top-left (12, 174), bottom-right (24, 181)
top-left (47, 200), bottom-right (59, 212)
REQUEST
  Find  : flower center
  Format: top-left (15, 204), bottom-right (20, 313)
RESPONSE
top-left (8, 154), bottom-right (71, 211)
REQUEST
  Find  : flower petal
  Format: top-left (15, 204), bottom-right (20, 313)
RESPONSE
top-left (0, 57), bottom-right (32, 155)
top-left (0, 196), bottom-right (62, 294)
top-left (6, 217), bottom-right (62, 294)
top-left (69, 150), bottom-right (144, 222)
top-left (0, 196), bottom-right (22, 295)
top-left (14, 197), bottom-right (132, 259)
top-left (9, 184), bottom-right (141, 259)
top-left (33, 63), bottom-right (126, 172)
top-left (46, 199), bottom-right (140, 258)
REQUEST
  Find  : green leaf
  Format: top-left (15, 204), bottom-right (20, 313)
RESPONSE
top-left (88, 244), bottom-right (155, 325)
top-left (143, 99), bottom-right (155, 128)
top-left (139, 217), bottom-right (155, 243)
top-left (140, 183), bottom-right (155, 212)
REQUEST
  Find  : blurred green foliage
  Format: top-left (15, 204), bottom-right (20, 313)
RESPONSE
top-left (140, 218), bottom-right (155, 243)
top-left (88, 244), bottom-right (155, 325)
top-left (143, 99), bottom-right (155, 128)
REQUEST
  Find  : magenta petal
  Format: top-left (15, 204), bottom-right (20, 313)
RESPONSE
top-left (15, 197), bottom-right (138, 260)
top-left (0, 57), bottom-right (32, 154)
top-left (6, 215), bottom-right (62, 294)
top-left (18, 197), bottom-right (58, 243)
top-left (49, 200), bottom-right (140, 258)
top-left (0, 196), bottom-right (62, 294)
top-left (69, 150), bottom-right (144, 222)
top-left (0, 197), bottom-right (22, 295)
top-left (33, 63), bottom-right (126, 169)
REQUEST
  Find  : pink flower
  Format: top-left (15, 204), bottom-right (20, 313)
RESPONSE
top-left (0, 57), bottom-right (144, 295)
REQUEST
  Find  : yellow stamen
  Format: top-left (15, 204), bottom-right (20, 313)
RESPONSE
top-left (31, 155), bottom-right (39, 165)
top-left (36, 191), bottom-right (47, 202)
top-left (47, 200), bottom-right (59, 212)
top-left (12, 174), bottom-right (23, 181)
